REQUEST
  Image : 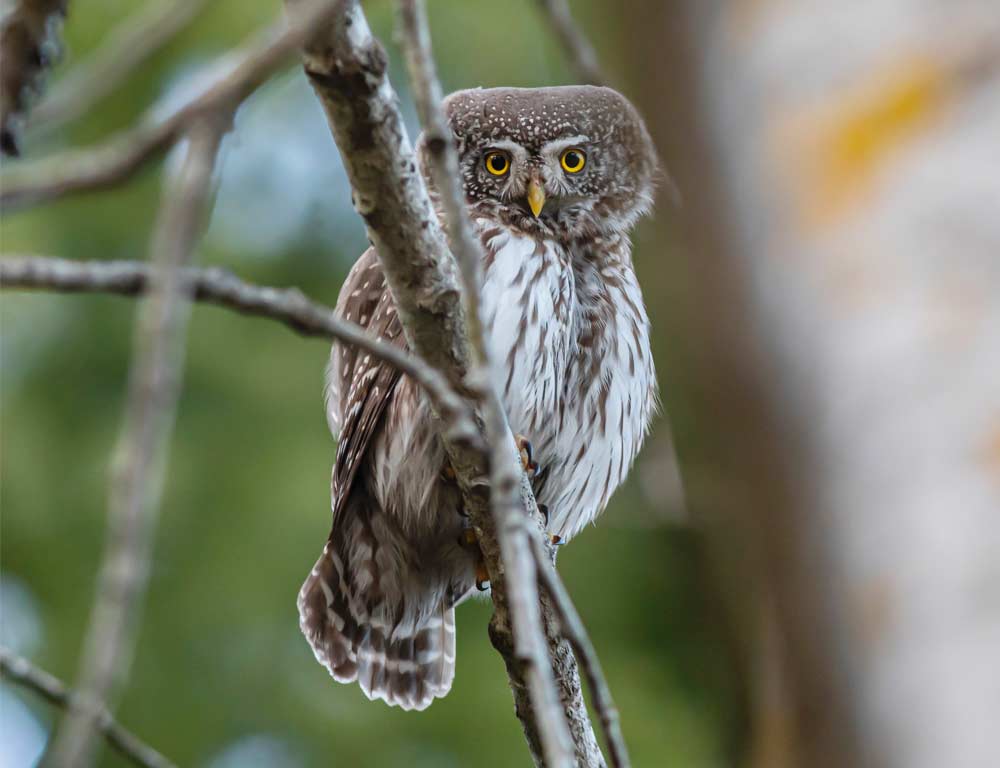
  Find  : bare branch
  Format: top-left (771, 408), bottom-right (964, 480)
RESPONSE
top-left (535, 0), bottom-right (606, 86)
top-left (30, 0), bottom-right (209, 134)
top-left (42, 118), bottom-right (227, 768)
top-left (398, 2), bottom-right (587, 766)
top-left (0, 0), bottom-right (68, 155)
top-left (291, 0), bottom-right (469, 389)
top-left (293, 0), bottom-right (606, 764)
top-left (0, 254), bottom-right (480, 448)
top-left (0, 646), bottom-right (176, 768)
top-left (531, 536), bottom-right (630, 768)
top-left (0, 0), bottom-right (339, 212)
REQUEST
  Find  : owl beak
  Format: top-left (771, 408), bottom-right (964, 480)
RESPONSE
top-left (526, 179), bottom-right (546, 217)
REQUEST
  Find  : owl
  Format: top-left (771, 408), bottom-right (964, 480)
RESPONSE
top-left (298, 85), bottom-right (658, 710)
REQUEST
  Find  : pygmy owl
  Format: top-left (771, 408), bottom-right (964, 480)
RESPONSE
top-left (299, 85), bottom-right (659, 710)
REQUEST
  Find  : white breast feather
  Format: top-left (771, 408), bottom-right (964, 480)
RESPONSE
top-left (479, 227), bottom-right (573, 452)
top-left (478, 222), bottom-right (656, 542)
top-left (547, 263), bottom-right (655, 540)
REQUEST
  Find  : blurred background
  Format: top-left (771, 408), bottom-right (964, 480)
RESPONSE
top-left (1, 1), bottom-right (742, 766)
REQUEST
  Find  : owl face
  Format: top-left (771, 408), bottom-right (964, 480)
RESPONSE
top-left (433, 86), bottom-right (658, 240)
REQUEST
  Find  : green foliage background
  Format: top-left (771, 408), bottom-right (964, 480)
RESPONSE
top-left (1, 1), bottom-right (738, 765)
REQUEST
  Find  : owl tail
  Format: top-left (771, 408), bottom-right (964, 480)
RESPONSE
top-left (297, 542), bottom-right (457, 711)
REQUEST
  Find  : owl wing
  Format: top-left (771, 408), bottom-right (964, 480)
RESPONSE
top-left (300, 248), bottom-right (458, 710)
top-left (327, 247), bottom-right (405, 520)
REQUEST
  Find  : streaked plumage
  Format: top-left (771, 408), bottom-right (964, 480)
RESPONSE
top-left (299, 86), bottom-right (658, 710)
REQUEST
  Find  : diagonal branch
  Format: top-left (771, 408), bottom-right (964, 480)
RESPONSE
top-left (398, 2), bottom-right (584, 766)
top-left (535, 0), bottom-right (607, 86)
top-left (0, 0), bottom-right (339, 212)
top-left (0, 254), bottom-right (480, 448)
top-left (290, 0), bottom-right (604, 764)
top-left (41, 117), bottom-right (227, 768)
top-left (531, 536), bottom-right (630, 768)
top-left (30, 0), bottom-right (209, 134)
top-left (0, 646), bottom-right (177, 768)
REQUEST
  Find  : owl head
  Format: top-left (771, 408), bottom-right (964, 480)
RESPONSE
top-left (428, 85), bottom-right (658, 240)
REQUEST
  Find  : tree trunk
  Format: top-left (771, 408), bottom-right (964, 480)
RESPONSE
top-left (628, 2), bottom-right (1000, 766)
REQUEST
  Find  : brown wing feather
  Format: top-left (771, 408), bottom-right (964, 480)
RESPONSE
top-left (329, 248), bottom-right (406, 519)
top-left (301, 248), bottom-right (456, 710)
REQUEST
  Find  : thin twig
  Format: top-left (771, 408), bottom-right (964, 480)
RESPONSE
top-left (0, 254), bottom-right (480, 448)
top-left (0, 646), bottom-right (177, 768)
top-left (398, 2), bottom-right (579, 766)
top-left (42, 118), bottom-right (227, 768)
top-left (535, 0), bottom-right (607, 86)
top-left (0, 0), bottom-right (339, 212)
top-left (30, 0), bottom-right (209, 134)
top-left (531, 535), bottom-right (631, 768)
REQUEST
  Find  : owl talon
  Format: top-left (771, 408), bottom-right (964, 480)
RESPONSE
top-left (458, 515), bottom-right (479, 549)
top-left (515, 434), bottom-right (540, 477)
top-left (475, 560), bottom-right (490, 591)
top-left (538, 503), bottom-right (550, 526)
top-left (460, 526), bottom-right (478, 548)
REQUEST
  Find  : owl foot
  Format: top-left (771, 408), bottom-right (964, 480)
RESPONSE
top-left (538, 503), bottom-right (550, 526)
top-left (440, 462), bottom-right (457, 483)
top-left (535, 504), bottom-right (563, 546)
top-left (515, 434), bottom-right (540, 477)
top-left (475, 560), bottom-right (490, 591)
top-left (459, 522), bottom-right (477, 547)
top-left (457, 518), bottom-right (491, 590)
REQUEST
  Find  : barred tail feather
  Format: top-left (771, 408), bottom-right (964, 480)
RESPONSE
top-left (298, 543), bottom-right (457, 711)
top-left (298, 543), bottom-right (362, 683)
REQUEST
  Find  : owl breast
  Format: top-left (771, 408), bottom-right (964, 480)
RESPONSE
top-left (478, 220), bottom-right (656, 542)
top-left (479, 222), bottom-right (576, 456)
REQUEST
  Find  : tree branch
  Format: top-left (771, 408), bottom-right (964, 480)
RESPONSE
top-left (535, 0), bottom-right (606, 86)
top-left (291, 0), bottom-right (606, 764)
top-left (531, 536), bottom-right (630, 768)
top-left (0, 254), bottom-right (480, 448)
top-left (41, 118), bottom-right (227, 768)
top-left (0, 646), bottom-right (176, 768)
top-left (3, 2), bottom-right (625, 765)
top-left (0, 0), bottom-right (339, 212)
top-left (0, 0), bottom-right (68, 156)
top-left (397, 2), bottom-right (592, 766)
top-left (30, 0), bottom-right (209, 135)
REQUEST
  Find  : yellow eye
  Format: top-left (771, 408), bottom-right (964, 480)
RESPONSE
top-left (484, 151), bottom-right (510, 176)
top-left (560, 148), bottom-right (586, 173)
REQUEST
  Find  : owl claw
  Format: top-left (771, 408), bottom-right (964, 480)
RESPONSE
top-left (515, 434), bottom-right (540, 477)
top-left (538, 503), bottom-right (550, 526)
top-left (440, 462), bottom-right (457, 483)
top-left (460, 526), bottom-right (478, 548)
top-left (459, 524), bottom-right (490, 589)
top-left (476, 560), bottom-right (491, 591)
